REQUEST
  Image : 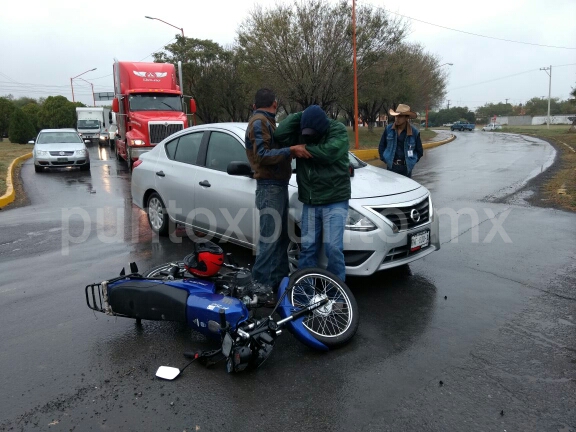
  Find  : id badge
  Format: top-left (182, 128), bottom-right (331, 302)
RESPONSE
top-left (407, 150), bottom-right (414, 157)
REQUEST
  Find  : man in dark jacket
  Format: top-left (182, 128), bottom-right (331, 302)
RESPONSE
top-left (274, 105), bottom-right (351, 281)
top-left (378, 104), bottom-right (423, 178)
top-left (244, 89), bottom-right (305, 299)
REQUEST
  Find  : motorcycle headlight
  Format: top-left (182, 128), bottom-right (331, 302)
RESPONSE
top-left (76, 149), bottom-right (87, 156)
top-left (99, 135), bottom-right (107, 140)
top-left (36, 150), bottom-right (49, 156)
top-left (130, 139), bottom-right (146, 146)
top-left (346, 208), bottom-right (377, 231)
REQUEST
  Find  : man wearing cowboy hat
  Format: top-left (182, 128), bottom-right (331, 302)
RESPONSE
top-left (378, 104), bottom-right (423, 178)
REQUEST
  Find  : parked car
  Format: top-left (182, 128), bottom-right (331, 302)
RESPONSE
top-left (450, 121), bottom-right (475, 131)
top-left (482, 123), bottom-right (503, 131)
top-left (131, 123), bottom-right (440, 277)
top-left (30, 129), bottom-right (90, 173)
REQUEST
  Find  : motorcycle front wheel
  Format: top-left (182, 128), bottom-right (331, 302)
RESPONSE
top-left (288, 268), bottom-right (359, 348)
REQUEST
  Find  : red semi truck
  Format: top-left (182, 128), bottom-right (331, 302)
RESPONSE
top-left (112, 59), bottom-right (195, 169)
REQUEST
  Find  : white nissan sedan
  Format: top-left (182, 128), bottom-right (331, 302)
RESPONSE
top-left (131, 123), bottom-right (440, 277)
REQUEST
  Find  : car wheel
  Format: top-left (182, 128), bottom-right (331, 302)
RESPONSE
top-left (147, 192), bottom-right (169, 236)
top-left (34, 165), bottom-right (43, 173)
top-left (127, 150), bottom-right (133, 170)
top-left (115, 143), bottom-right (122, 161)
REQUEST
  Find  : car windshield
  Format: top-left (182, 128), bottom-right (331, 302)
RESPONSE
top-left (290, 152), bottom-right (366, 171)
top-left (77, 119), bottom-right (100, 129)
top-left (37, 132), bottom-right (82, 144)
top-left (129, 94), bottom-right (183, 112)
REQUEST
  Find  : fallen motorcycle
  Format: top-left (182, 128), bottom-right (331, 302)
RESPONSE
top-left (85, 240), bottom-right (359, 376)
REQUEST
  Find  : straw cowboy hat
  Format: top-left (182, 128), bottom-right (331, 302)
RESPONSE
top-left (389, 104), bottom-right (417, 119)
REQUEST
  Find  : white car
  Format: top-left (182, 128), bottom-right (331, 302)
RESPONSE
top-left (482, 123), bottom-right (502, 131)
top-left (131, 123), bottom-right (440, 277)
top-left (30, 129), bottom-right (90, 173)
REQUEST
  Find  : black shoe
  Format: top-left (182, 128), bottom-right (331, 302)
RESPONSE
top-left (250, 282), bottom-right (276, 306)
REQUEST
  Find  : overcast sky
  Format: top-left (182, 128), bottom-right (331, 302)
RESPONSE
top-left (1, 0), bottom-right (574, 111)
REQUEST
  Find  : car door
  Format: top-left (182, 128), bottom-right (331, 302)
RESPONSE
top-left (154, 131), bottom-right (205, 223)
top-left (193, 130), bottom-right (256, 247)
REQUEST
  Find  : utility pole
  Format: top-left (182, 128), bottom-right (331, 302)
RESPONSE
top-left (447, 100), bottom-right (450, 109)
top-left (540, 65), bottom-right (552, 129)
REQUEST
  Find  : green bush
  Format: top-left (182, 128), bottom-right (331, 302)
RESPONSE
top-left (8, 108), bottom-right (36, 144)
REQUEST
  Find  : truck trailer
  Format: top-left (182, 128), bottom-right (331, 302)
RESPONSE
top-left (112, 59), bottom-right (192, 169)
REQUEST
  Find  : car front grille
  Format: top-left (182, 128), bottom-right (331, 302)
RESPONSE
top-left (49, 151), bottom-right (74, 156)
top-left (383, 243), bottom-right (428, 263)
top-left (369, 197), bottom-right (429, 231)
top-left (149, 122), bottom-right (184, 145)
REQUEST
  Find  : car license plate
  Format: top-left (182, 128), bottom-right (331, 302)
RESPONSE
top-left (410, 230), bottom-right (430, 251)
top-left (57, 157), bottom-right (68, 162)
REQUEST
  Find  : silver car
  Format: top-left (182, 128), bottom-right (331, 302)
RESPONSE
top-left (31, 129), bottom-right (91, 172)
top-left (131, 123), bottom-right (440, 277)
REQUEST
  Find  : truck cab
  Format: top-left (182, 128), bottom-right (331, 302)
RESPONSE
top-left (112, 60), bottom-right (189, 169)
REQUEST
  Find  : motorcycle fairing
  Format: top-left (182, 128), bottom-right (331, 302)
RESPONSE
top-left (276, 277), bottom-right (329, 351)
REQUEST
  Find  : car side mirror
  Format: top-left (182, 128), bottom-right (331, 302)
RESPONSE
top-left (227, 161), bottom-right (253, 177)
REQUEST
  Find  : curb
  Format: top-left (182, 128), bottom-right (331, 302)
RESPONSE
top-left (351, 134), bottom-right (456, 160)
top-left (0, 152), bottom-right (32, 209)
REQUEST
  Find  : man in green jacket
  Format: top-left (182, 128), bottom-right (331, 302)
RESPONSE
top-left (274, 105), bottom-right (351, 281)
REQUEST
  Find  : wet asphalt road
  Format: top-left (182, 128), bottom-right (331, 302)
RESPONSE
top-left (0, 132), bottom-right (575, 431)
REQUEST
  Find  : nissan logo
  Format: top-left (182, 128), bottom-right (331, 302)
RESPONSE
top-left (410, 209), bottom-right (421, 223)
top-left (59, 151), bottom-right (65, 156)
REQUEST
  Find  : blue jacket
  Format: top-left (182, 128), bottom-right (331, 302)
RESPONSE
top-left (378, 123), bottom-right (423, 175)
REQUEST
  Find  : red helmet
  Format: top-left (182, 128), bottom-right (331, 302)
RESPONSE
top-left (183, 240), bottom-right (224, 277)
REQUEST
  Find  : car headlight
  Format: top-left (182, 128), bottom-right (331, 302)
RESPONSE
top-left (36, 150), bottom-right (49, 156)
top-left (428, 195), bottom-right (434, 220)
top-left (346, 208), bottom-right (377, 231)
top-left (130, 139), bottom-right (146, 146)
top-left (76, 149), bottom-right (87, 156)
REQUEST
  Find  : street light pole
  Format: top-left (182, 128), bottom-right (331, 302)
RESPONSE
top-left (145, 16), bottom-right (184, 37)
top-left (77, 78), bottom-right (96, 106)
top-left (540, 65), bottom-right (552, 129)
top-left (426, 63), bottom-right (453, 130)
top-left (70, 68), bottom-right (97, 102)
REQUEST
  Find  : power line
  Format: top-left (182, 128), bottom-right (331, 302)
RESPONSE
top-left (448, 62), bottom-right (576, 92)
top-left (366, 2), bottom-right (576, 49)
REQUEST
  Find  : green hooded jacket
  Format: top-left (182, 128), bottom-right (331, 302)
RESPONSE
top-left (274, 112), bottom-right (351, 205)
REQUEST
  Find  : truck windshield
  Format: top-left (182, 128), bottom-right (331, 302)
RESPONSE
top-left (129, 94), bottom-right (182, 112)
top-left (77, 120), bottom-right (100, 129)
top-left (78, 120), bottom-right (100, 129)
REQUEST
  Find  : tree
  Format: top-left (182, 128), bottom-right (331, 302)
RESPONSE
top-left (39, 96), bottom-right (78, 129)
top-left (238, 0), bottom-right (407, 113)
top-left (154, 36), bottom-right (246, 123)
top-left (0, 97), bottom-right (15, 138)
top-left (12, 97), bottom-right (38, 109)
top-left (8, 108), bottom-right (36, 144)
top-left (22, 103), bottom-right (42, 132)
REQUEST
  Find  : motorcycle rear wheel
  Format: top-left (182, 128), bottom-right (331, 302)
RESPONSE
top-left (288, 268), bottom-right (359, 348)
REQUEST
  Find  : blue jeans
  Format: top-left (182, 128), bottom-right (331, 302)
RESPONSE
top-left (299, 201), bottom-right (348, 281)
top-left (252, 183), bottom-right (290, 287)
